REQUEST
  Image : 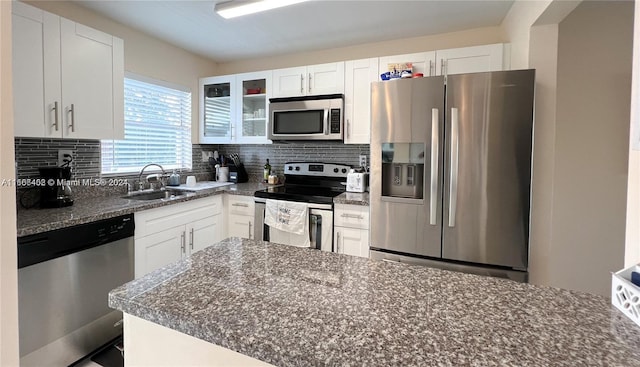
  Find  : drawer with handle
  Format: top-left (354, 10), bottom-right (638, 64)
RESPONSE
top-left (227, 195), bottom-right (255, 216)
top-left (334, 204), bottom-right (369, 230)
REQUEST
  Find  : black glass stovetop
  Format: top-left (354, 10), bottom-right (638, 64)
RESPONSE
top-left (254, 185), bottom-right (344, 205)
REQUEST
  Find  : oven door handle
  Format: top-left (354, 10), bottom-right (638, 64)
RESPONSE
top-left (309, 214), bottom-right (322, 250)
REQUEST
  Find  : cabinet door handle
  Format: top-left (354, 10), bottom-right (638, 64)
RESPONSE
top-left (337, 232), bottom-right (341, 253)
top-left (341, 213), bottom-right (363, 220)
top-left (68, 104), bottom-right (75, 133)
top-left (429, 60), bottom-right (434, 76)
top-left (300, 74), bottom-right (304, 94)
top-left (346, 119), bottom-right (350, 139)
top-left (248, 220), bottom-right (252, 239)
top-left (181, 231), bottom-right (186, 254)
top-left (52, 101), bottom-right (59, 131)
top-left (232, 203), bottom-right (249, 207)
top-left (189, 228), bottom-right (194, 250)
top-left (308, 73), bottom-right (312, 93)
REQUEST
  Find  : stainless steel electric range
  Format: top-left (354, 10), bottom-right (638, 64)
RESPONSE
top-left (254, 162), bottom-right (351, 252)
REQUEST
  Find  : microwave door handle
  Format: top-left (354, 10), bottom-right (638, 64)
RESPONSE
top-left (324, 109), bottom-right (329, 135)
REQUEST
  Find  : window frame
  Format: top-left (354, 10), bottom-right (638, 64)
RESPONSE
top-left (101, 73), bottom-right (192, 176)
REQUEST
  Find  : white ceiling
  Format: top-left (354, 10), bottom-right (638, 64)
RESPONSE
top-left (72, 0), bottom-right (515, 63)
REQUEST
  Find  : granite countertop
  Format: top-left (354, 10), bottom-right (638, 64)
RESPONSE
top-left (16, 182), bottom-right (269, 237)
top-left (109, 237), bottom-right (640, 367)
top-left (333, 191), bottom-right (369, 206)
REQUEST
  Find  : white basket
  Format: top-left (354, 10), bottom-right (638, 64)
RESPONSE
top-left (611, 264), bottom-right (640, 327)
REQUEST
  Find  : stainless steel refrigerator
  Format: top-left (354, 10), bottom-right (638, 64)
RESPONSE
top-left (369, 70), bottom-right (535, 282)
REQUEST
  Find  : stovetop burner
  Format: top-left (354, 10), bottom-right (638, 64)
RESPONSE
top-left (254, 162), bottom-right (352, 205)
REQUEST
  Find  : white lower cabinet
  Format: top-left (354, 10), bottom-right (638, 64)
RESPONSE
top-left (334, 227), bottom-right (369, 258)
top-left (134, 196), bottom-right (223, 278)
top-left (333, 204), bottom-right (370, 258)
top-left (225, 195), bottom-right (255, 240)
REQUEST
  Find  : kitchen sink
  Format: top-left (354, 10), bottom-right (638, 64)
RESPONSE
top-left (122, 189), bottom-right (194, 201)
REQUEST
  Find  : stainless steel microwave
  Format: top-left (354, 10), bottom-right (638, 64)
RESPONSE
top-left (268, 94), bottom-right (343, 141)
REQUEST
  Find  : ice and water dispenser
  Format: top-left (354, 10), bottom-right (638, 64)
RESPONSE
top-left (381, 143), bottom-right (424, 200)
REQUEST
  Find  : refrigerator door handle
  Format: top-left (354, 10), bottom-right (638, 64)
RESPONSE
top-left (430, 108), bottom-right (439, 225)
top-left (448, 107), bottom-right (459, 227)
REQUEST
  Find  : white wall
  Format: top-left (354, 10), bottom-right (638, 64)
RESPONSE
top-left (24, 1), bottom-right (218, 142)
top-left (500, 0), bottom-right (580, 69)
top-left (217, 26), bottom-right (505, 74)
top-left (528, 23), bottom-right (560, 287)
top-left (0, 0), bottom-right (19, 365)
top-left (501, 0), bottom-right (553, 69)
top-left (625, 0), bottom-right (640, 267)
top-left (501, 0), bottom-right (633, 296)
top-left (542, 1), bottom-right (632, 295)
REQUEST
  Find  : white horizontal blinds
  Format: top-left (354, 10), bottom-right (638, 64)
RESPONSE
top-left (101, 77), bottom-right (192, 174)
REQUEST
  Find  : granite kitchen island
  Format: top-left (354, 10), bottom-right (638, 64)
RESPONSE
top-left (109, 237), bottom-right (640, 366)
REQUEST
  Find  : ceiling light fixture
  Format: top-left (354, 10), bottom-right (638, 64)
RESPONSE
top-left (215, 0), bottom-right (308, 19)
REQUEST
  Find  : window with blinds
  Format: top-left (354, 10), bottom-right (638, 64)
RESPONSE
top-left (101, 76), bottom-right (192, 175)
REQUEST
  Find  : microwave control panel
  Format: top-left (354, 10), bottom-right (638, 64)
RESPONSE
top-left (330, 109), bottom-right (341, 134)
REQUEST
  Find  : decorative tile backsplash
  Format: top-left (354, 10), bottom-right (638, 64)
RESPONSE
top-left (14, 138), bottom-right (101, 180)
top-left (204, 142), bottom-right (370, 182)
top-left (14, 138), bottom-right (369, 184)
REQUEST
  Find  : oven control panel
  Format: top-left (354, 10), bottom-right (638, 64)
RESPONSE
top-left (284, 162), bottom-right (351, 178)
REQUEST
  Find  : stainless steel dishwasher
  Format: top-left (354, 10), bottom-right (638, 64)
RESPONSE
top-left (18, 214), bottom-right (135, 366)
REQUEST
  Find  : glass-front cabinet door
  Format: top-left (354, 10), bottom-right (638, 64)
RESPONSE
top-left (199, 72), bottom-right (271, 144)
top-left (236, 71), bottom-right (271, 144)
top-left (200, 75), bottom-right (235, 143)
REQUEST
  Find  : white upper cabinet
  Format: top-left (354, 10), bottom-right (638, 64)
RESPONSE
top-left (12, 2), bottom-right (59, 138)
top-left (271, 66), bottom-right (307, 98)
top-left (200, 75), bottom-right (236, 144)
top-left (237, 71), bottom-right (272, 144)
top-left (344, 58), bottom-right (378, 144)
top-left (436, 43), bottom-right (507, 76)
top-left (272, 62), bottom-right (344, 98)
top-left (377, 44), bottom-right (508, 80)
top-left (198, 43), bottom-right (509, 145)
top-left (378, 52), bottom-right (437, 78)
top-left (12, 2), bottom-right (124, 139)
top-left (60, 19), bottom-right (124, 139)
top-left (199, 71), bottom-right (271, 144)
top-left (307, 62), bottom-right (345, 95)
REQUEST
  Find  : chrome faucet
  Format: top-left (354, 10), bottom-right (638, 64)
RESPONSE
top-left (137, 163), bottom-right (166, 190)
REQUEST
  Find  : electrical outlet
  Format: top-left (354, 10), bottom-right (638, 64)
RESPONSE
top-left (58, 150), bottom-right (73, 167)
top-left (201, 151), bottom-right (214, 162)
top-left (359, 155), bottom-right (368, 168)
